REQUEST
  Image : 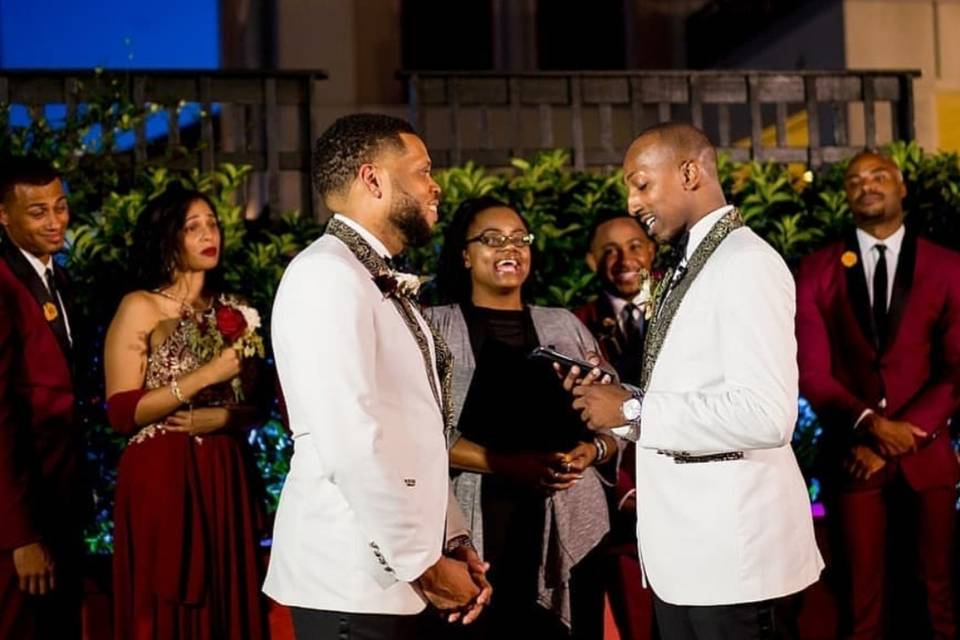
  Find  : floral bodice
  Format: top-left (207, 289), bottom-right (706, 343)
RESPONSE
top-left (129, 316), bottom-right (234, 445)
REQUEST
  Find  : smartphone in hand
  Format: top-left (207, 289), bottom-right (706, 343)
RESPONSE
top-left (528, 345), bottom-right (614, 380)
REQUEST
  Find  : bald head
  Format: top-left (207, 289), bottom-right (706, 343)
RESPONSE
top-left (844, 150), bottom-right (906, 237)
top-left (622, 122), bottom-right (727, 243)
top-left (627, 122), bottom-right (719, 180)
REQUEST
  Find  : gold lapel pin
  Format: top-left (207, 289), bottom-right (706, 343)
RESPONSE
top-left (43, 302), bottom-right (59, 321)
top-left (841, 251), bottom-right (858, 268)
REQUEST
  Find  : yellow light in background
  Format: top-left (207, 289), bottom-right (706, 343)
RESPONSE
top-left (936, 92), bottom-right (960, 152)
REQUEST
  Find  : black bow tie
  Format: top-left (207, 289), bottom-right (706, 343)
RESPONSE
top-left (669, 232), bottom-right (690, 268)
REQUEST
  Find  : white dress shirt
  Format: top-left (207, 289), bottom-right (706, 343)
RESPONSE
top-left (19, 247), bottom-right (72, 344)
top-left (607, 291), bottom-right (646, 335)
top-left (856, 224), bottom-right (904, 308)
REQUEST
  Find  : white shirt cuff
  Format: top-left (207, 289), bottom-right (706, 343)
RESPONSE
top-left (853, 408), bottom-right (874, 430)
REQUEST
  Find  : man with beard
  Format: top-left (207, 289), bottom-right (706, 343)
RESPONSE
top-left (574, 211), bottom-right (656, 640)
top-left (265, 114), bottom-right (491, 639)
top-left (796, 150), bottom-right (959, 638)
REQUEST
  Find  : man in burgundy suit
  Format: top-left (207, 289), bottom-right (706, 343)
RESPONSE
top-left (0, 157), bottom-right (85, 639)
top-left (574, 211), bottom-right (657, 640)
top-left (796, 150), bottom-right (960, 639)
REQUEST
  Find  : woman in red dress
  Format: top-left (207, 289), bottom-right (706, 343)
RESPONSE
top-left (103, 185), bottom-right (267, 639)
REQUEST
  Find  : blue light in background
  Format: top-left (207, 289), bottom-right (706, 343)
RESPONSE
top-left (0, 0), bottom-right (219, 69)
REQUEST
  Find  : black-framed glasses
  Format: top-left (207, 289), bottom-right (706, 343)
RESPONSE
top-left (465, 231), bottom-right (535, 248)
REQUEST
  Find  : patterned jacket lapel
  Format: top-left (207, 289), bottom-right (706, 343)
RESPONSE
top-left (640, 209), bottom-right (744, 392)
top-left (324, 218), bottom-right (453, 425)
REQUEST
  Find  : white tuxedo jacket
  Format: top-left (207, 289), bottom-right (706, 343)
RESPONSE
top-left (264, 220), bottom-right (461, 615)
top-left (626, 222), bottom-right (824, 606)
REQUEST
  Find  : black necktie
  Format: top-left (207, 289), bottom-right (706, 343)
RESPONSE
top-left (622, 303), bottom-right (644, 350)
top-left (45, 268), bottom-right (71, 347)
top-left (872, 244), bottom-right (888, 346)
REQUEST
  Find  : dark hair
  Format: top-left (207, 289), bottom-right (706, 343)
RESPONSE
top-left (131, 184), bottom-right (223, 293)
top-left (312, 113), bottom-right (416, 199)
top-left (435, 196), bottom-right (532, 304)
top-left (0, 156), bottom-right (61, 203)
top-left (587, 207), bottom-right (648, 247)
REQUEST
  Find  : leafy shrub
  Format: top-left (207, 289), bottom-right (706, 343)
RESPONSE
top-left (5, 75), bottom-right (958, 551)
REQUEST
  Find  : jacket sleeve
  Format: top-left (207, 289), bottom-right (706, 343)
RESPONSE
top-left (795, 255), bottom-right (871, 429)
top-left (272, 253), bottom-right (440, 584)
top-left (639, 248), bottom-right (800, 453)
top-left (0, 284), bottom-right (41, 550)
top-left (895, 267), bottom-right (960, 437)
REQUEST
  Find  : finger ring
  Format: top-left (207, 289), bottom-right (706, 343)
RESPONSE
top-left (551, 470), bottom-right (559, 479)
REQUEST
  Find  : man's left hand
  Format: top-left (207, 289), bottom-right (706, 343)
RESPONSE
top-left (572, 384), bottom-right (631, 430)
top-left (446, 546), bottom-right (492, 625)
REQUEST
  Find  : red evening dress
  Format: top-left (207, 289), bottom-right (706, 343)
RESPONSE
top-left (111, 316), bottom-right (267, 639)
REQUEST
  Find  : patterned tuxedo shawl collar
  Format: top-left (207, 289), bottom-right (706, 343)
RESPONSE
top-left (640, 207), bottom-right (744, 392)
top-left (324, 217), bottom-right (454, 427)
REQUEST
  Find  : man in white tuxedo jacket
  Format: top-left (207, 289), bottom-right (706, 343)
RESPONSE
top-left (568, 122), bottom-right (823, 638)
top-left (265, 114), bottom-right (490, 639)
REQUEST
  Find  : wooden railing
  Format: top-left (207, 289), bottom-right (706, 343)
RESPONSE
top-left (0, 69), bottom-right (921, 217)
top-left (0, 70), bottom-right (327, 218)
top-left (401, 69), bottom-right (920, 169)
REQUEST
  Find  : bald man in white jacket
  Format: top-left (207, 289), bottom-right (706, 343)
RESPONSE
top-left (568, 122), bottom-right (822, 639)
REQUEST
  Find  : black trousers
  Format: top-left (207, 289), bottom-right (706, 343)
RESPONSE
top-left (291, 606), bottom-right (452, 640)
top-left (652, 592), bottom-right (802, 640)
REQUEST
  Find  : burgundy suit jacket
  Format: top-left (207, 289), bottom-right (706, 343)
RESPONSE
top-left (575, 296), bottom-right (643, 547)
top-left (0, 240), bottom-right (84, 553)
top-left (796, 228), bottom-right (960, 491)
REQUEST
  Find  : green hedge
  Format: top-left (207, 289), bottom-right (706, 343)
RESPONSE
top-left (4, 82), bottom-right (959, 551)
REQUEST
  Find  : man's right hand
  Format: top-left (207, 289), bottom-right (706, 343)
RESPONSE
top-left (866, 414), bottom-right (926, 457)
top-left (12, 542), bottom-right (55, 595)
top-left (417, 556), bottom-right (480, 614)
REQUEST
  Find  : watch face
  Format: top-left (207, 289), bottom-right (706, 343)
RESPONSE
top-left (623, 398), bottom-right (642, 421)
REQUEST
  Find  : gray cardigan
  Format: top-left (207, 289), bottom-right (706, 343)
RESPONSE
top-left (424, 304), bottom-right (612, 627)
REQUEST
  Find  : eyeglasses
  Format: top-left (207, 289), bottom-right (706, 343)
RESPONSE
top-left (465, 231), bottom-right (535, 248)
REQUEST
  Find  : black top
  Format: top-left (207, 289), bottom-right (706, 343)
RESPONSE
top-left (457, 303), bottom-right (590, 455)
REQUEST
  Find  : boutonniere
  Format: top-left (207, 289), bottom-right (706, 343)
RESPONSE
top-left (635, 273), bottom-right (654, 320)
top-left (43, 302), bottom-right (59, 321)
top-left (373, 269), bottom-right (431, 300)
top-left (841, 251), bottom-right (858, 268)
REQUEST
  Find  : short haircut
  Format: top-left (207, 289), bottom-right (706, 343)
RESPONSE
top-left (587, 208), bottom-right (648, 247)
top-left (635, 121), bottom-right (717, 175)
top-left (312, 113), bottom-right (416, 199)
top-left (0, 156), bottom-right (61, 204)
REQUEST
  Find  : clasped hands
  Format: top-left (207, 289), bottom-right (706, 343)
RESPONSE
top-left (846, 413), bottom-right (928, 481)
top-left (417, 547), bottom-right (492, 625)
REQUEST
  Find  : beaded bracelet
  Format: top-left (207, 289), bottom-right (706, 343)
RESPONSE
top-left (170, 379), bottom-right (188, 404)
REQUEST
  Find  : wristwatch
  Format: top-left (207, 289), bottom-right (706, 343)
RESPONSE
top-left (621, 394), bottom-right (643, 423)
